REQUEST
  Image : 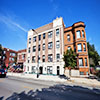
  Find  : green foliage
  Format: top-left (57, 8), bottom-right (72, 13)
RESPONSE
top-left (87, 42), bottom-right (100, 66)
top-left (63, 49), bottom-right (77, 69)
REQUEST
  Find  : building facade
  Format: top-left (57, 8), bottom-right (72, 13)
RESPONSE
top-left (24, 17), bottom-right (65, 75)
top-left (17, 49), bottom-right (26, 68)
top-left (64, 22), bottom-right (89, 75)
top-left (4, 48), bottom-right (17, 67)
top-left (24, 17), bottom-right (89, 75)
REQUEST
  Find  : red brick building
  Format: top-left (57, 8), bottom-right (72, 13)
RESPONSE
top-left (17, 49), bottom-right (26, 67)
top-left (4, 48), bottom-right (17, 67)
top-left (64, 21), bottom-right (89, 75)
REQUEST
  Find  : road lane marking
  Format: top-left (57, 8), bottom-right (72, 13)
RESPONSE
top-left (22, 85), bottom-right (34, 90)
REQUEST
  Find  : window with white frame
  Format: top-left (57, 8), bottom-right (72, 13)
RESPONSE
top-left (77, 44), bottom-right (82, 52)
top-left (32, 56), bottom-right (35, 63)
top-left (12, 58), bottom-right (14, 61)
top-left (79, 58), bottom-right (83, 66)
top-left (56, 54), bottom-right (60, 60)
top-left (80, 71), bottom-right (84, 75)
top-left (38, 35), bottom-right (41, 41)
top-left (76, 30), bottom-right (81, 38)
top-left (83, 43), bottom-right (86, 51)
top-left (38, 45), bottom-right (40, 51)
top-left (56, 29), bottom-right (59, 36)
top-left (32, 66), bottom-right (35, 73)
top-left (43, 33), bottom-right (45, 39)
top-left (42, 55), bottom-right (45, 62)
top-left (67, 34), bottom-right (70, 41)
top-left (48, 31), bottom-right (52, 38)
top-left (4, 51), bottom-right (6, 54)
top-left (28, 47), bottom-right (31, 53)
top-left (43, 44), bottom-right (45, 50)
top-left (33, 36), bottom-right (36, 42)
top-left (48, 54), bottom-right (53, 62)
top-left (56, 41), bottom-right (60, 48)
top-left (29, 38), bottom-right (31, 44)
top-left (82, 30), bottom-right (85, 38)
top-left (22, 54), bottom-right (25, 60)
top-left (85, 58), bottom-right (87, 66)
top-left (68, 46), bottom-right (71, 50)
top-left (27, 66), bottom-right (29, 71)
top-left (33, 46), bottom-right (36, 52)
top-left (47, 66), bottom-right (52, 74)
top-left (48, 42), bottom-right (52, 49)
top-left (27, 57), bottom-right (30, 63)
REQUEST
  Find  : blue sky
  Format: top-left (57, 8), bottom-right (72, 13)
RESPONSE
top-left (0, 0), bottom-right (100, 54)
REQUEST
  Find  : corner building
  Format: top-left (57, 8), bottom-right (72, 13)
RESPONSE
top-left (24, 17), bottom-right (65, 75)
top-left (25, 17), bottom-right (89, 75)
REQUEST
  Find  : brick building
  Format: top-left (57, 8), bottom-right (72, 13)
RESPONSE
top-left (64, 22), bottom-right (89, 75)
top-left (4, 48), bottom-right (17, 67)
top-left (24, 17), bottom-right (89, 75)
top-left (17, 49), bottom-right (26, 68)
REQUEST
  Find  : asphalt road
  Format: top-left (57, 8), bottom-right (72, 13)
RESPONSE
top-left (0, 76), bottom-right (100, 100)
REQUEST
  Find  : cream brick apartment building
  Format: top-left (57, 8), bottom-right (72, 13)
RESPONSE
top-left (24, 17), bottom-right (89, 75)
top-left (24, 17), bottom-right (65, 75)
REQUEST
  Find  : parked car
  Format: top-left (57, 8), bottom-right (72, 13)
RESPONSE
top-left (0, 66), bottom-right (7, 77)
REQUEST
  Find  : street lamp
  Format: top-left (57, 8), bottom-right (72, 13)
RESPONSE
top-left (32, 29), bottom-right (39, 78)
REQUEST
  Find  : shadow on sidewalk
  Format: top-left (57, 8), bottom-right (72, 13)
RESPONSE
top-left (2, 84), bottom-right (100, 100)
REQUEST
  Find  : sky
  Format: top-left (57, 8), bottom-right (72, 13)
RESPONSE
top-left (0, 0), bottom-right (100, 54)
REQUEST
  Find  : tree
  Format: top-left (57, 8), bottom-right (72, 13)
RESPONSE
top-left (87, 42), bottom-right (100, 67)
top-left (63, 49), bottom-right (77, 76)
top-left (0, 44), bottom-right (6, 68)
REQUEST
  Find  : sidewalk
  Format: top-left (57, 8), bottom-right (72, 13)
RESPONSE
top-left (7, 72), bottom-right (67, 82)
top-left (7, 72), bottom-right (100, 88)
top-left (69, 77), bottom-right (100, 88)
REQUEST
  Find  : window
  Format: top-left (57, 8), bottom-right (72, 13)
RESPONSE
top-left (27, 66), bottom-right (29, 71)
top-left (28, 47), bottom-right (31, 53)
top-left (79, 58), bottom-right (83, 66)
top-left (83, 43), bottom-right (86, 51)
top-left (28, 57), bottom-right (30, 63)
top-left (42, 55), bottom-right (45, 62)
top-left (77, 44), bottom-right (82, 52)
top-left (33, 36), bottom-right (36, 42)
top-left (38, 45), bottom-right (40, 51)
top-left (32, 56), bottom-right (35, 63)
top-left (76, 30), bottom-right (81, 38)
top-left (67, 34), bottom-right (70, 41)
top-left (56, 54), bottom-right (60, 60)
top-left (82, 30), bottom-right (85, 38)
top-left (48, 54), bottom-right (53, 62)
top-left (47, 66), bottom-right (52, 74)
top-left (22, 54), bottom-right (25, 60)
top-left (48, 31), bottom-right (52, 38)
top-left (48, 42), bottom-right (52, 49)
top-left (85, 58), bottom-right (87, 66)
top-left (32, 66), bottom-right (35, 73)
top-left (4, 51), bottom-right (6, 54)
top-left (68, 46), bottom-right (71, 50)
top-left (12, 58), bottom-right (14, 61)
top-left (56, 29), bottom-right (59, 36)
top-left (43, 44), bottom-right (45, 50)
top-left (80, 71), bottom-right (84, 75)
top-left (9, 58), bottom-right (11, 61)
top-left (29, 38), bottom-right (31, 44)
top-left (38, 56), bottom-right (40, 62)
top-left (33, 46), bottom-right (36, 52)
top-left (38, 35), bottom-right (41, 41)
top-left (56, 41), bottom-right (60, 48)
top-left (43, 33), bottom-right (45, 39)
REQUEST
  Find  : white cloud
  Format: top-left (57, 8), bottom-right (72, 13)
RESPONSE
top-left (0, 14), bottom-right (28, 32)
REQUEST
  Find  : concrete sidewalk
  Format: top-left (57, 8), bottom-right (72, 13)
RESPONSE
top-left (7, 72), bottom-right (100, 88)
top-left (69, 77), bottom-right (100, 88)
top-left (7, 72), bottom-right (67, 82)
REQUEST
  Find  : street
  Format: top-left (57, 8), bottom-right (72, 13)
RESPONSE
top-left (0, 76), bottom-right (100, 100)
